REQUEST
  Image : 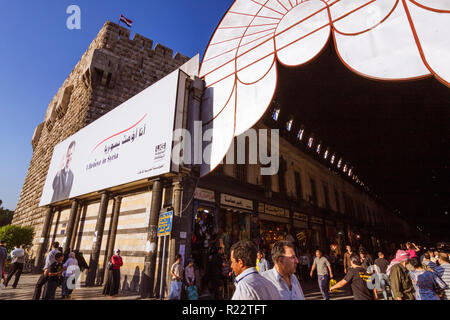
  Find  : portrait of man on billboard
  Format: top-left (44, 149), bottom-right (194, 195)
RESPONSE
top-left (51, 141), bottom-right (76, 203)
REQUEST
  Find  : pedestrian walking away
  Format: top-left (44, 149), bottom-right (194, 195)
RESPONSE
top-left (405, 242), bottom-right (420, 259)
top-left (387, 250), bottom-right (415, 300)
top-left (230, 240), bottom-right (280, 300)
top-left (0, 240), bottom-right (8, 286)
top-left (434, 252), bottom-right (450, 300)
top-left (298, 251), bottom-right (311, 282)
top-left (408, 257), bottom-right (448, 300)
top-left (168, 254), bottom-right (184, 300)
top-left (422, 253), bottom-right (437, 271)
top-left (43, 252), bottom-right (64, 300)
top-left (359, 248), bottom-right (374, 271)
top-left (310, 249), bottom-right (333, 300)
top-left (330, 253), bottom-right (374, 300)
top-left (32, 241), bottom-right (60, 300)
top-left (343, 245), bottom-right (353, 274)
top-left (61, 252), bottom-right (79, 299)
top-left (185, 258), bottom-right (198, 300)
top-left (5, 245), bottom-right (27, 289)
top-left (374, 252), bottom-right (389, 274)
top-left (256, 251), bottom-right (269, 274)
top-left (261, 241), bottom-right (305, 300)
top-left (102, 249), bottom-right (123, 298)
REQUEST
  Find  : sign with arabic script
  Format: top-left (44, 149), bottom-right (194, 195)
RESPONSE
top-left (220, 194), bottom-right (253, 211)
top-left (40, 68), bottom-right (187, 206)
top-left (157, 210), bottom-right (174, 237)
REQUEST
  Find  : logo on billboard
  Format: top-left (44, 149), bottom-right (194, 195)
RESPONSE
top-left (154, 143), bottom-right (167, 162)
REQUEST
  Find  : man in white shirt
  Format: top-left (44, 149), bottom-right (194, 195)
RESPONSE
top-left (33, 241), bottom-right (60, 300)
top-left (230, 240), bottom-right (280, 300)
top-left (261, 241), bottom-right (305, 300)
top-left (168, 254), bottom-right (184, 300)
top-left (5, 245), bottom-right (26, 288)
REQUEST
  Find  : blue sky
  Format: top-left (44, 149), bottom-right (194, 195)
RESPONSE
top-left (0, 0), bottom-right (233, 210)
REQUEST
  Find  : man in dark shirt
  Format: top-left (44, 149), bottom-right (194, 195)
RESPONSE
top-left (375, 252), bottom-right (389, 274)
top-left (330, 254), bottom-right (374, 300)
top-left (360, 248), bottom-right (374, 270)
top-left (43, 252), bottom-right (64, 300)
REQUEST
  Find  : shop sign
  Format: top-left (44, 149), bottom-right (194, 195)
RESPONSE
top-left (294, 220), bottom-right (308, 229)
top-left (293, 212), bottom-right (308, 222)
top-left (194, 187), bottom-right (215, 203)
top-left (310, 217), bottom-right (324, 225)
top-left (258, 203), bottom-right (289, 218)
top-left (220, 193), bottom-right (253, 210)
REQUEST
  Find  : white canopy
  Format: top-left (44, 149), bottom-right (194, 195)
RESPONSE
top-left (199, 0), bottom-right (450, 176)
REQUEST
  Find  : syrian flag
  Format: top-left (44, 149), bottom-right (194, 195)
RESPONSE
top-left (120, 14), bottom-right (133, 28)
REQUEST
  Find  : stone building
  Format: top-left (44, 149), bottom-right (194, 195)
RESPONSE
top-left (13, 21), bottom-right (422, 298)
top-left (14, 21), bottom-right (189, 245)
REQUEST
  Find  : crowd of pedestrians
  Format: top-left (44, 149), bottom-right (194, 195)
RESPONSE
top-left (166, 238), bottom-right (450, 301)
top-left (1, 236), bottom-right (449, 301)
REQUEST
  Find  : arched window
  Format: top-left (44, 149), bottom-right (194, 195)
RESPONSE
top-left (272, 109), bottom-right (280, 121)
top-left (297, 129), bottom-right (304, 141)
top-left (308, 137), bottom-right (313, 148)
top-left (286, 119), bottom-right (293, 131)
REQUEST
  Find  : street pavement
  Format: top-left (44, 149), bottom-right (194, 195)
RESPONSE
top-left (0, 274), bottom-right (356, 300)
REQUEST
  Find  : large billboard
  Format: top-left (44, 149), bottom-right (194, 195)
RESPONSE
top-left (39, 68), bottom-right (188, 206)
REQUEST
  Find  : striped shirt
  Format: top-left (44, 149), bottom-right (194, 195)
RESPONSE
top-left (435, 263), bottom-right (450, 300)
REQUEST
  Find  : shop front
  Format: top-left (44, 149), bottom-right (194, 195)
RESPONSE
top-left (310, 216), bottom-right (325, 252)
top-left (191, 187), bottom-right (217, 277)
top-left (293, 212), bottom-right (308, 253)
top-left (218, 193), bottom-right (254, 255)
top-left (258, 203), bottom-right (291, 254)
top-left (347, 226), bottom-right (360, 249)
top-left (336, 222), bottom-right (346, 256)
top-left (325, 220), bottom-right (338, 251)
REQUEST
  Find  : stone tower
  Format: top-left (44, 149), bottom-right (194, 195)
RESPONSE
top-left (13, 21), bottom-right (190, 248)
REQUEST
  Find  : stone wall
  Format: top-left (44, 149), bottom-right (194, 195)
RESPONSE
top-left (13, 21), bottom-right (190, 252)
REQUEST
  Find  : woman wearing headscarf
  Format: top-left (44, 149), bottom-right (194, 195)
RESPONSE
top-left (103, 249), bottom-right (123, 297)
top-left (61, 252), bottom-right (78, 299)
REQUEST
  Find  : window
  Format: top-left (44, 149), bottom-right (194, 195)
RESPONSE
top-left (330, 154), bottom-right (336, 164)
top-left (343, 164), bottom-right (348, 173)
top-left (309, 177), bottom-right (318, 205)
top-left (308, 137), bottom-right (313, 148)
top-left (348, 168), bottom-right (352, 177)
top-left (262, 169), bottom-right (272, 191)
top-left (323, 182), bottom-right (330, 210)
top-left (278, 158), bottom-right (287, 195)
top-left (343, 194), bottom-right (355, 217)
top-left (235, 164), bottom-right (247, 183)
top-left (272, 109), bottom-right (280, 121)
top-left (337, 158), bottom-right (342, 168)
top-left (297, 129), bottom-right (304, 141)
top-left (294, 171), bottom-right (303, 200)
top-left (286, 119), bottom-right (293, 131)
top-left (316, 144), bottom-right (321, 154)
top-left (324, 149), bottom-right (329, 160)
top-left (334, 189), bottom-right (341, 213)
